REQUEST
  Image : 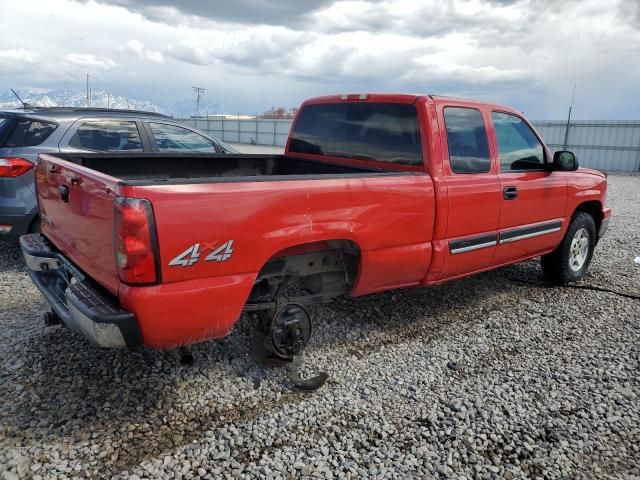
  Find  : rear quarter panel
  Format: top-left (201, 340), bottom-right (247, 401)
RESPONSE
top-left (119, 173), bottom-right (435, 347)
top-left (124, 174), bottom-right (436, 289)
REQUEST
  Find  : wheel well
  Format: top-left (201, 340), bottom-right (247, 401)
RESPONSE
top-left (574, 201), bottom-right (602, 233)
top-left (246, 240), bottom-right (361, 308)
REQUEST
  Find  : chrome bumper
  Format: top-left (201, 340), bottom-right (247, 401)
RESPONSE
top-left (20, 234), bottom-right (141, 348)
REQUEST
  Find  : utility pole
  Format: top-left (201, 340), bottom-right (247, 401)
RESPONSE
top-left (86, 73), bottom-right (90, 107)
top-left (563, 84), bottom-right (577, 150)
top-left (192, 86), bottom-right (206, 117)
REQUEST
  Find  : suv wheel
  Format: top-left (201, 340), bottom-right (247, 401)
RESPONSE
top-left (540, 212), bottom-right (597, 284)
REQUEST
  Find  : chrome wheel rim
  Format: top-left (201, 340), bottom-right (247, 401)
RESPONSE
top-left (569, 227), bottom-right (590, 272)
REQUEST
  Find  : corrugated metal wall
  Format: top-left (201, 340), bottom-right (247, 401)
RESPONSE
top-left (531, 121), bottom-right (640, 172)
top-left (185, 118), bottom-right (293, 148)
top-left (180, 118), bottom-right (640, 172)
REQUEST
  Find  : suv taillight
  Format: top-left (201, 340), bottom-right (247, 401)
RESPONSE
top-left (0, 157), bottom-right (34, 177)
top-left (114, 197), bottom-right (160, 285)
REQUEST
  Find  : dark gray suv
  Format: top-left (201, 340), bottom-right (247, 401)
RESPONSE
top-left (0, 108), bottom-right (236, 242)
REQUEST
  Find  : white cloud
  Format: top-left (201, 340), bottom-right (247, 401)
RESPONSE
top-left (165, 42), bottom-right (214, 66)
top-left (121, 39), bottom-right (164, 63)
top-left (0, 0), bottom-right (639, 118)
top-left (64, 53), bottom-right (118, 69)
top-left (123, 39), bottom-right (145, 56)
top-left (0, 49), bottom-right (40, 73)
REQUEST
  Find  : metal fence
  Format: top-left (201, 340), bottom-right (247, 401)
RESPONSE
top-left (182, 118), bottom-right (293, 148)
top-left (531, 121), bottom-right (640, 172)
top-left (179, 118), bottom-right (640, 172)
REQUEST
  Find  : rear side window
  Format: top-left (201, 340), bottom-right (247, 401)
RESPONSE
top-left (149, 123), bottom-right (219, 152)
top-left (69, 120), bottom-right (143, 152)
top-left (289, 103), bottom-right (422, 166)
top-left (492, 112), bottom-right (545, 171)
top-left (443, 107), bottom-right (491, 174)
top-left (0, 118), bottom-right (57, 147)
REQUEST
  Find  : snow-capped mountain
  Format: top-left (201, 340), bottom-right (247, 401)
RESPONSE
top-left (0, 88), bottom-right (164, 113)
top-left (0, 88), bottom-right (221, 118)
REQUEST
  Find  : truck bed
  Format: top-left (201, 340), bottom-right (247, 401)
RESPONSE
top-left (36, 151), bottom-right (432, 302)
top-left (56, 153), bottom-right (388, 185)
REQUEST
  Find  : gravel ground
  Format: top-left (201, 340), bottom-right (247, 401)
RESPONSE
top-left (1, 174), bottom-right (639, 480)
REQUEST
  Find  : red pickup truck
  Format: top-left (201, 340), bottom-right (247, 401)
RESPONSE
top-left (20, 94), bottom-right (611, 359)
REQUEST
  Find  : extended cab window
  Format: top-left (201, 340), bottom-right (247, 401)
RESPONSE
top-left (443, 107), bottom-right (491, 174)
top-left (289, 103), bottom-right (422, 166)
top-left (149, 123), bottom-right (219, 152)
top-left (69, 120), bottom-right (143, 152)
top-left (0, 117), bottom-right (57, 147)
top-left (492, 112), bottom-right (545, 171)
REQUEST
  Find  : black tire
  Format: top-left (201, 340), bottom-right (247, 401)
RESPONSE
top-left (540, 211), bottom-right (597, 285)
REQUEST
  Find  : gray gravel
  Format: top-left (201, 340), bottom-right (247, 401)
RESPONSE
top-left (1, 174), bottom-right (639, 480)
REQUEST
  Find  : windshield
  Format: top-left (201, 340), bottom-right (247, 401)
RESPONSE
top-left (289, 102), bottom-right (422, 166)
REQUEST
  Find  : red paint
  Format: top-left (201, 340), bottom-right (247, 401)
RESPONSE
top-left (35, 94), bottom-right (610, 348)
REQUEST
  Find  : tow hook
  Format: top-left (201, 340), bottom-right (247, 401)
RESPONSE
top-left (250, 303), bottom-right (328, 391)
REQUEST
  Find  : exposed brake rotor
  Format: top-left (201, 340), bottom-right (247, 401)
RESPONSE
top-left (250, 303), bottom-right (328, 391)
top-left (270, 303), bottom-right (312, 359)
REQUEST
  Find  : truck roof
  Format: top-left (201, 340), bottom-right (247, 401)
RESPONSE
top-left (302, 93), bottom-right (519, 114)
top-left (302, 93), bottom-right (424, 104)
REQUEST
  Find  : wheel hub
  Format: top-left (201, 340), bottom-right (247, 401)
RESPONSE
top-left (270, 304), bottom-right (312, 358)
top-left (569, 227), bottom-right (590, 272)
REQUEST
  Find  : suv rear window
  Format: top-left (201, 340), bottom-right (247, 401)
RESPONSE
top-left (0, 117), bottom-right (57, 147)
top-left (289, 103), bottom-right (422, 166)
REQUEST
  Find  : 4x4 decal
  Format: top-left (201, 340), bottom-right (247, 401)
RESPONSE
top-left (169, 240), bottom-right (234, 267)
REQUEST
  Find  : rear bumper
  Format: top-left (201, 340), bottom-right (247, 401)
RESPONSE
top-left (20, 234), bottom-right (142, 348)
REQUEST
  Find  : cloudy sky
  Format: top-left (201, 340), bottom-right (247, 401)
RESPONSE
top-left (1, 0), bottom-right (639, 118)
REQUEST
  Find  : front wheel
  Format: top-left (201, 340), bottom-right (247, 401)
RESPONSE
top-left (540, 212), bottom-right (597, 284)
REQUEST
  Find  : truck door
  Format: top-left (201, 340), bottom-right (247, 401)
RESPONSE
top-left (490, 111), bottom-right (567, 265)
top-left (437, 104), bottom-right (502, 279)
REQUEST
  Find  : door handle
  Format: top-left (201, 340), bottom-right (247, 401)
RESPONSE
top-left (503, 186), bottom-right (518, 200)
top-left (58, 185), bottom-right (69, 203)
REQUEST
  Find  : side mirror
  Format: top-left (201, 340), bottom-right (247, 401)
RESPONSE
top-left (553, 150), bottom-right (578, 171)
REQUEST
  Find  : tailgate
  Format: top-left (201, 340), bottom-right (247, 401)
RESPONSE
top-left (36, 153), bottom-right (121, 294)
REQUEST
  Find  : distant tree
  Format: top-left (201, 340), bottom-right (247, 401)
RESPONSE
top-left (260, 106), bottom-right (297, 119)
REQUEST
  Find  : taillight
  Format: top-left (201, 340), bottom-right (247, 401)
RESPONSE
top-left (0, 157), bottom-right (34, 177)
top-left (114, 197), bottom-right (160, 285)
